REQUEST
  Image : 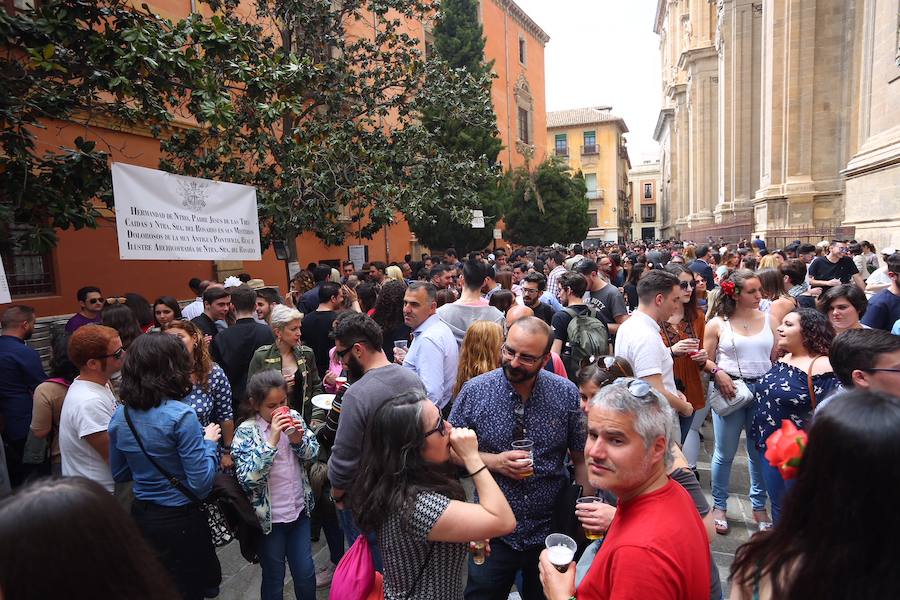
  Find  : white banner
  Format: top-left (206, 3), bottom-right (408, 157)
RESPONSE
top-left (112, 163), bottom-right (261, 261)
top-left (0, 259), bottom-right (10, 304)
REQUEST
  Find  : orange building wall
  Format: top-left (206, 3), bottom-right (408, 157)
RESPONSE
top-left (481, 0), bottom-right (548, 171)
top-left (3, 0), bottom-right (546, 317)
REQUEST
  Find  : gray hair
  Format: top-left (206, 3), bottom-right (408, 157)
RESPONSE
top-left (589, 380), bottom-right (676, 469)
top-left (270, 304), bottom-right (303, 330)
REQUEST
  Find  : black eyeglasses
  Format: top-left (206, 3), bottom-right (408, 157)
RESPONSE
top-left (501, 344), bottom-right (545, 366)
top-left (424, 415), bottom-right (446, 438)
top-left (100, 347), bottom-right (126, 360)
top-left (86, 298), bottom-right (104, 304)
top-left (862, 368), bottom-right (900, 374)
top-left (679, 280), bottom-right (695, 290)
top-left (335, 340), bottom-right (364, 358)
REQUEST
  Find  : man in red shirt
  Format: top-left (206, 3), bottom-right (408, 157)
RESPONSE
top-left (539, 378), bottom-right (710, 599)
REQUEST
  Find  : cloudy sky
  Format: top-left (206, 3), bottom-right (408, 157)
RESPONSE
top-left (513, 0), bottom-right (662, 165)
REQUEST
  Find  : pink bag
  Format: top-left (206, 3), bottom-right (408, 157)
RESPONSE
top-left (329, 535), bottom-right (375, 600)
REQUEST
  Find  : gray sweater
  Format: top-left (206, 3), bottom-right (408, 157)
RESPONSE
top-left (437, 302), bottom-right (505, 345)
top-left (327, 364), bottom-right (424, 490)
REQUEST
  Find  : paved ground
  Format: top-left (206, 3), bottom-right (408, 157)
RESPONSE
top-left (218, 416), bottom-right (758, 599)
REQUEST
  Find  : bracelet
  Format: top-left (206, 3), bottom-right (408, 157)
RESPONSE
top-left (222, 445), bottom-right (232, 452)
top-left (710, 367), bottom-right (720, 376)
top-left (464, 465), bottom-right (488, 478)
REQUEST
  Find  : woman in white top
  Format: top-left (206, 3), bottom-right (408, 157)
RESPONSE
top-left (703, 270), bottom-right (774, 535)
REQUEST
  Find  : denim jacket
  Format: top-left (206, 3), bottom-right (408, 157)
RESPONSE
top-left (232, 409), bottom-right (319, 534)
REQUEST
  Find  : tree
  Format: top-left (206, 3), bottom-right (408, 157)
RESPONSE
top-left (406, 0), bottom-right (508, 255)
top-left (504, 158), bottom-right (589, 247)
top-left (0, 0), bottom-right (499, 252)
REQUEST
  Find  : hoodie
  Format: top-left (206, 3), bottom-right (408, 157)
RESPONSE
top-left (437, 302), bottom-right (505, 345)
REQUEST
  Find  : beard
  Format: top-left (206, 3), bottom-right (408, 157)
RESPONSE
top-left (347, 353), bottom-right (365, 381)
top-left (503, 360), bottom-right (538, 384)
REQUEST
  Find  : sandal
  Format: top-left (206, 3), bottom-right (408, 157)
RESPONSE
top-left (713, 509), bottom-right (729, 535)
top-left (753, 509), bottom-right (773, 531)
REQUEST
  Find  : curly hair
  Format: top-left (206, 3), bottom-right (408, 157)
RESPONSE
top-left (711, 269), bottom-right (759, 318)
top-left (454, 321), bottom-right (503, 396)
top-left (162, 320), bottom-right (213, 392)
top-left (790, 308), bottom-right (835, 356)
top-left (119, 333), bottom-right (193, 410)
top-left (371, 279), bottom-right (407, 332)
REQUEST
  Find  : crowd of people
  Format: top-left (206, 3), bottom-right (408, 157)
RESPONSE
top-left (1, 235), bottom-right (899, 599)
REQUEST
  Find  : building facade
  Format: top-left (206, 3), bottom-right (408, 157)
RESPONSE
top-left (653, 0), bottom-right (900, 250)
top-left (546, 107), bottom-right (632, 244)
top-left (629, 160), bottom-right (662, 242)
top-left (1, 0), bottom-right (549, 316)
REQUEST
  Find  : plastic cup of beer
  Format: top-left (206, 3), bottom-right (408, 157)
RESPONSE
top-left (576, 496), bottom-right (607, 541)
top-left (471, 540), bottom-right (486, 565)
top-left (545, 533), bottom-right (577, 573)
top-left (511, 439), bottom-right (534, 477)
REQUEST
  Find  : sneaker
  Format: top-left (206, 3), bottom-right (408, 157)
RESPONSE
top-left (316, 563), bottom-right (336, 589)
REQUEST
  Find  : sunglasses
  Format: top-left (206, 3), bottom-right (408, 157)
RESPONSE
top-left (424, 415), bottom-right (447, 438)
top-left (106, 297), bottom-right (127, 305)
top-left (679, 281), bottom-right (695, 290)
top-left (86, 298), bottom-right (104, 305)
top-left (100, 347), bottom-right (126, 360)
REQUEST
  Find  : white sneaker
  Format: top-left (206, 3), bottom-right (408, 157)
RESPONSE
top-left (316, 563), bottom-right (336, 589)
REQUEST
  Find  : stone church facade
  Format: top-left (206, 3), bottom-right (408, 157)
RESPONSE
top-left (653, 0), bottom-right (900, 250)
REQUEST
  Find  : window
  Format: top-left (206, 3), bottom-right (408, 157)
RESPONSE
top-left (554, 134), bottom-right (568, 156)
top-left (584, 173), bottom-right (599, 199)
top-left (588, 211), bottom-right (598, 228)
top-left (518, 107), bottom-right (530, 144)
top-left (1, 241), bottom-right (55, 297)
top-left (641, 205), bottom-right (656, 222)
top-left (582, 131), bottom-right (597, 155)
top-left (518, 36), bottom-right (527, 65)
top-left (643, 183), bottom-right (653, 199)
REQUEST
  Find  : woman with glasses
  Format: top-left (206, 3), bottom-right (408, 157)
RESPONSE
top-left (351, 389), bottom-right (515, 599)
top-left (162, 320), bottom-right (235, 471)
top-left (751, 308), bottom-right (840, 523)
top-left (662, 265), bottom-right (710, 448)
top-left (703, 270), bottom-right (774, 535)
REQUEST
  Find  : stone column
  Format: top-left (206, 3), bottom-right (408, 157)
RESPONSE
top-left (686, 52), bottom-right (718, 225)
top-left (673, 87), bottom-right (690, 228)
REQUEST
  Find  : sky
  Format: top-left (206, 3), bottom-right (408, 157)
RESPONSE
top-left (513, 0), bottom-right (662, 165)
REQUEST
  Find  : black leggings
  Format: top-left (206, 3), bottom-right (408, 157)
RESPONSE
top-left (132, 499), bottom-right (221, 600)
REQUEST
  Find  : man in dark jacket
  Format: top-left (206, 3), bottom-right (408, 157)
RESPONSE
top-left (212, 285), bottom-right (274, 409)
top-left (689, 245), bottom-right (716, 289)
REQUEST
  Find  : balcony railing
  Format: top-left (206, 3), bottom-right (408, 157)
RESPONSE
top-left (555, 146), bottom-right (569, 157)
top-left (586, 190), bottom-right (600, 200)
top-left (581, 144), bottom-right (598, 156)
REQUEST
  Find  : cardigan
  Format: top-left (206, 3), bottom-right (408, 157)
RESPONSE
top-left (232, 408), bottom-right (319, 534)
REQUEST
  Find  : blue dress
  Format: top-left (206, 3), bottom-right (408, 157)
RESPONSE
top-left (182, 363), bottom-right (234, 427)
top-left (752, 361), bottom-right (841, 449)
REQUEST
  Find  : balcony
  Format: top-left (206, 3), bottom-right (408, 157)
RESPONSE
top-left (586, 190), bottom-right (600, 200)
top-left (581, 144), bottom-right (598, 156)
top-left (555, 146), bottom-right (569, 157)
top-left (618, 146), bottom-right (628, 159)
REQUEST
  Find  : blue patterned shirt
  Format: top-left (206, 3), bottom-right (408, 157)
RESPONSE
top-left (753, 361), bottom-right (842, 448)
top-left (449, 368), bottom-right (585, 550)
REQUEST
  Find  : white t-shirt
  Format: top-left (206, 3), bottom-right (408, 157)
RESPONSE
top-left (614, 309), bottom-right (677, 394)
top-left (59, 378), bottom-right (118, 492)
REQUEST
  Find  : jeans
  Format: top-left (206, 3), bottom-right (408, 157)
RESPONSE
top-left (337, 506), bottom-right (383, 572)
top-left (682, 404), bottom-right (711, 467)
top-left (710, 402), bottom-right (768, 511)
top-left (678, 414), bottom-right (693, 445)
top-left (464, 538), bottom-right (545, 600)
top-left (312, 483), bottom-right (345, 565)
top-left (259, 515), bottom-right (316, 600)
top-left (758, 446), bottom-right (794, 524)
top-left (131, 500), bottom-right (221, 600)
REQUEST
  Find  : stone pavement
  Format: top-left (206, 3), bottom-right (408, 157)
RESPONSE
top-left (217, 415), bottom-right (759, 599)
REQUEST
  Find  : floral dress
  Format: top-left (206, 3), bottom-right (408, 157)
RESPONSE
top-left (752, 361), bottom-right (841, 449)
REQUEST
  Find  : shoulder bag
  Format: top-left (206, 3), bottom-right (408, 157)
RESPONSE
top-left (123, 407), bottom-right (233, 547)
top-left (707, 320), bottom-right (755, 417)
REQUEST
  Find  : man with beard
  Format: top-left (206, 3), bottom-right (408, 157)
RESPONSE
top-left (0, 306), bottom-right (47, 487)
top-left (520, 272), bottom-right (557, 325)
top-left (327, 313), bottom-right (425, 556)
top-left (449, 317), bottom-right (588, 600)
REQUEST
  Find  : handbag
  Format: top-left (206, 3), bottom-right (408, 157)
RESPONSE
top-left (123, 407), bottom-right (234, 547)
top-left (708, 320), bottom-right (755, 417)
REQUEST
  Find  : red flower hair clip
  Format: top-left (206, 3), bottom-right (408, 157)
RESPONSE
top-left (720, 280), bottom-right (736, 298)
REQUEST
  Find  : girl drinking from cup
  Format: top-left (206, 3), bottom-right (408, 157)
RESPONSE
top-left (232, 371), bottom-right (320, 600)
